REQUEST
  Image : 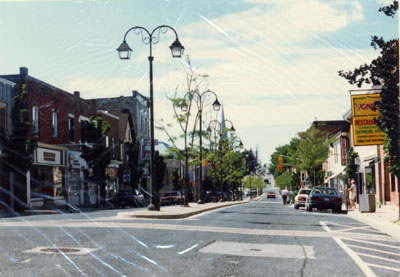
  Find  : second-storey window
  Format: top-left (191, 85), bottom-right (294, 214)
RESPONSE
top-left (68, 116), bottom-right (75, 142)
top-left (32, 106), bottom-right (39, 135)
top-left (52, 111), bottom-right (58, 138)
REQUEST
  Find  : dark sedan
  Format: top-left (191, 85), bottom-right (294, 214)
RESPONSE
top-left (306, 187), bottom-right (342, 213)
top-left (112, 190), bottom-right (145, 208)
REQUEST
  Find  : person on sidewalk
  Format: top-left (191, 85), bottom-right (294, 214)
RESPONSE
top-left (349, 180), bottom-right (357, 210)
top-left (281, 187), bottom-right (288, 205)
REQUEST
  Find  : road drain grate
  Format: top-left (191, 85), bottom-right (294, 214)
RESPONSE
top-left (23, 247), bottom-right (98, 255)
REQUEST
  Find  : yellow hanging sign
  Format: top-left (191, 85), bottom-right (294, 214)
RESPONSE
top-left (351, 93), bottom-right (385, 146)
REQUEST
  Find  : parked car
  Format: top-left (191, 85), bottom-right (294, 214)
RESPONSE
top-left (160, 191), bottom-right (183, 206)
top-left (112, 189), bottom-right (145, 208)
top-left (266, 191), bottom-right (276, 199)
top-left (305, 187), bottom-right (342, 213)
top-left (294, 188), bottom-right (311, 209)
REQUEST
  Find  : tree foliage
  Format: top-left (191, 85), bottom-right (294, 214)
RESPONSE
top-left (296, 126), bottom-right (332, 187)
top-left (344, 147), bottom-right (359, 182)
top-left (339, 1), bottom-right (399, 177)
top-left (1, 84), bottom-right (36, 210)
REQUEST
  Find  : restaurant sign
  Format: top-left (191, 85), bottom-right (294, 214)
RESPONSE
top-left (351, 93), bottom-right (385, 146)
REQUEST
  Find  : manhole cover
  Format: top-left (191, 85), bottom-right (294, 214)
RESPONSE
top-left (41, 248), bottom-right (81, 253)
top-left (23, 247), bottom-right (98, 255)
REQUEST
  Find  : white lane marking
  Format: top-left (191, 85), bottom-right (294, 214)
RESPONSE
top-left (177, 243), bottom-right (199, 255)
top-left (332, 237), bottom-right (377, 277)
top-left (154, 245), bottom-right (175, 249)
top-left (342, 238), bottom-right (400, 250)
top-left (324, 222), bottom-right (367, 228)
top-left (321, 222), bottom-right (377, 277)
top-left (346, 244), bottom-right (400, 257)
top-left (0, 220), bottom-right (394, 241)
top-left (365, 263), bottom-right (400, 272)
top-left (357, 252), bottom-right (400, 265)
top-left (176, 243), bottom-right (199, 255)
top-left (336, 226), bottom-right (383, 234)
top-left (199, 241), bottom-right (315, 259)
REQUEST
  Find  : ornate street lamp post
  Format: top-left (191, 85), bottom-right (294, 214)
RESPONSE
top-left (181, 90), bottom-right (221, 203)
top-left (117, 25), bottom-right (184, 211)
top-left (207, 119), bottom-right (235, 201)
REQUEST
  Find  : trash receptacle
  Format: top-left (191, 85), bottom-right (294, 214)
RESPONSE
top-left (359, 194), bottom-right (376, 212)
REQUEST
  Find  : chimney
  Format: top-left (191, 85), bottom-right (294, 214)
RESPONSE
top-left (20, 67), bottom-right (28, 84)
top-left (74, 91), bottom-right (80, 98)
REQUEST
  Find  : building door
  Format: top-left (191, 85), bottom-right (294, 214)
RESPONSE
top-left (67, 169), bottom-right (80, 205)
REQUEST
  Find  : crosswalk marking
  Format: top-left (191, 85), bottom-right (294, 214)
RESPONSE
top-left (365, 263), bottom-right (400, 272)
top-left (0, 220), bottom-right (393, 241)
top-left (322, 221), bottom-right (400, 276)
top-left (343, 238), bottom-right (400, 250)
top-left (346, 243), bottom-right (400, 257)
top-left (357, 252), bottom-right (400, 265)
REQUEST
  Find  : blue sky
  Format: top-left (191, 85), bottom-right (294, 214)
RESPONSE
top-left (0, 0), bottom-right (398, 165)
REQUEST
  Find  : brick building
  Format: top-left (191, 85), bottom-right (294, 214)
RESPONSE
top-left (0, 67), bottom-right (98, 207)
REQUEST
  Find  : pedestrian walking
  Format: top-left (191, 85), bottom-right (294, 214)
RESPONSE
top-left (349, 180), bottom-right (357, 210)
top-left (281, 187), bottom-right (288, 205)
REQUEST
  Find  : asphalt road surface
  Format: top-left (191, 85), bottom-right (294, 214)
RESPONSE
top-left (0, 188), bottom-right (399, 276)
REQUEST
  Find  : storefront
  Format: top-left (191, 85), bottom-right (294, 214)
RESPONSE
top-left (30, 143), bottom-right (67, 206)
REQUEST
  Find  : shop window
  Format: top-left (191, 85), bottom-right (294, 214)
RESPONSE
top-left (32, 106), bottom-right (39, 135)
top-left (0, 102), bottom-right (7, 131)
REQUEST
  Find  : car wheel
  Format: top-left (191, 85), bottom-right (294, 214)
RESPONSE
top-left (334, 207), bottom-right (342, 214)
top-left (294, 204), bottom-right (299, 210)
top-left (306, 204), bottom-right (312, 212)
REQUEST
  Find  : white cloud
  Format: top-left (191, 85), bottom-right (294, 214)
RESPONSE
top-left (375, 0), bottom-right (394, 5)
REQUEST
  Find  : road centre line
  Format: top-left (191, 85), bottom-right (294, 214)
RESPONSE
top-left (0, 221), bottom-right (394, 241)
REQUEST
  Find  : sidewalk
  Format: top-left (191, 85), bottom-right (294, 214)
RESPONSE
top-left (118, 195), bottom-right (264, 219)
top-left (346, 204), bottom-right (400, 240)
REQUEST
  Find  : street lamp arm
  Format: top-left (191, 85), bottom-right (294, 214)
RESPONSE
top-left (121, 25), bottom-right (183, 57)
top-left (122, 26), bottom-right (151, 44)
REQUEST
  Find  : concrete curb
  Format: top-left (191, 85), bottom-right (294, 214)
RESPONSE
top-left (347, 210), bottom-right (400, 240)
top-left (123, 197), bottom-right (261, 219)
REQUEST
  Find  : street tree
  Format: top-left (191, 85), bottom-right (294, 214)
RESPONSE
top-left (344, 147), bottom-right (359, 183)
top-left (339, 0), bottom-right (399, 218)
top-left (268, 137), bottom-right (300, 178)
top-left (80, 117), bottom-right (111, 206)
top-left (296, 125), bottom-right (332, 187)
top-left (2, 84), bottom-right (36, 211)
top-left (157, 56), bottom-right (212, 205)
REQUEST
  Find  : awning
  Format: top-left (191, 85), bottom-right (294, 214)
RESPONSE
top-left (324, 169), bottom-right (345, 183)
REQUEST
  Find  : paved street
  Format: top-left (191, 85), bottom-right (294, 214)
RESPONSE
top-left (0, 189), bottom-right (399, 277)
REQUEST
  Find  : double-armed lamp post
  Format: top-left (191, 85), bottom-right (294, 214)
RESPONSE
top-left (207, 119), bottom-right (236, 201)
top-left (181, 90), bottom-right (221, 203)
top-left (117, 25), bottom-right (184, 211)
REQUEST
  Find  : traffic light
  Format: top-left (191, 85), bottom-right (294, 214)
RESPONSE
top-left (278, 156), bottom-right (283, 173)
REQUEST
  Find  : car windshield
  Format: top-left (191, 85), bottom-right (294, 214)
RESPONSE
top-left (299, 189), bottom-right (311, 195)
top-left (312, 188), bottom-right (338, 195)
